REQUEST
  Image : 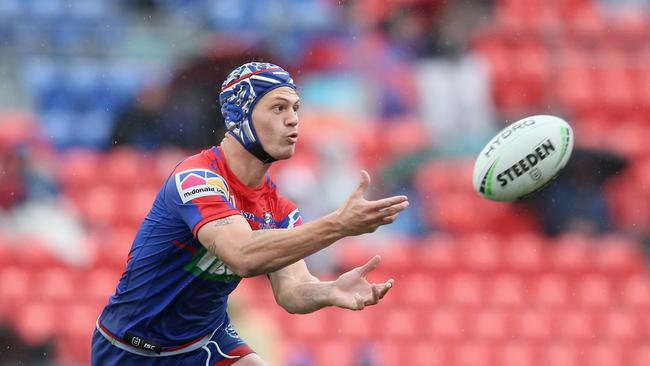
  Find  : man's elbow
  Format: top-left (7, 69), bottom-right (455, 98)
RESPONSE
top-left (229, 257), bottom-right (263, 278)
top-left (230, 263), bottom-right (255, 278)
top-left (276, 297), bottom-right (301, 314)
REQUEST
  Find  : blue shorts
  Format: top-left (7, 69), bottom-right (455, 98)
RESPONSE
top-left (91, 319), bottom-right (254, 366)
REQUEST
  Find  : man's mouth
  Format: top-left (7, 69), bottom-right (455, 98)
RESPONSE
top-left (287, 132), bottom-right (298, 144)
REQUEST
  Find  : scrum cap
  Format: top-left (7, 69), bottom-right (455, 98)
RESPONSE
top-left (219, 62), bottom-right (296, 163)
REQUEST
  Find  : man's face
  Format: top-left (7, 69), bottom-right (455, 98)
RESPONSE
top-left (251, 86), bottom-right (301, 161)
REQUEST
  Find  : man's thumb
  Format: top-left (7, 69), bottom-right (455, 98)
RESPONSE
top-left (354, 170), bottom-right (370, 197)
top-left (358, 255), bottom-right (381, 276)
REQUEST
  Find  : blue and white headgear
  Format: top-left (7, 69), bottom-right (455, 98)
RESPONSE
top-left (219, 62), bottom-right (296, 163)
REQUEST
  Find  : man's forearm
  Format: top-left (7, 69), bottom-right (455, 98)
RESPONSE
top-left (279, 280), bottom-right (334, 314)
top-left (237, 213), bottom-right (344, 277)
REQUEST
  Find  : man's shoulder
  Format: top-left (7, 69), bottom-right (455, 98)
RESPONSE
top-left (174, 147), bottom-right (221, 174)
top-left (167, 148), bottom-right (232, 204)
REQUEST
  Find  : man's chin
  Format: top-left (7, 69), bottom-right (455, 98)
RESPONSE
top-left (273, 148), bottom-right (296, 161)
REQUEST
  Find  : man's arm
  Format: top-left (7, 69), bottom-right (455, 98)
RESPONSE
top-left (197, 171), bottom-right (408, 278)
top-left (269, 256), bottom-right (393, 314)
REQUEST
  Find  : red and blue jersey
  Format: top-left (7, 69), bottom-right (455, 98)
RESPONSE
top-left (98, 146), bottom-right (302, 347)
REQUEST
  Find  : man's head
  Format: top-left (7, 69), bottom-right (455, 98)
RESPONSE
top-left (219, 62), bottom-right (299, 163)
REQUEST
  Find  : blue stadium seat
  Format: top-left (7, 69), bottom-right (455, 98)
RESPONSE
top-left (68, 0), bottom-right (110, 20)
top-left (0, 0), bottom-right (21, 17)
top-left (24, 0), bottom-right (63, 19)
top-left (41, 109), bottom-right (75, 148)
top-left (76, 109), bottom-right (113, 148)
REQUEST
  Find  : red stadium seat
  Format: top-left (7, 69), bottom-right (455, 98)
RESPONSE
top-left (494, 0), bottom-right (558, 34)
top-left (502, 233), bottom-right (546, 273)
top-left (153, 148), bottom-right (187, 184)
top-left (549, 235), bottom-right (592, 274)
top-left (543, 341), bottom-right (580, 366)
top-left (0, 243), bottom-right (15, 266)
top-left (381, 309), bottom-right (418, 340)
top-left (375, 244), bottom-right (412, 273)
top-left (414, 160), bottom-right (459, 195)
top-left (444, 273), bottom-right (484, 307)
top-left (82, 268), bottom-right (119, 305)
top-left (406, 339), bottom-right (450, 366)
top-left (57, 149), bottom-right (101, 190)
top-left (585, 342), bottom-right (625, 366)
top-left (631, 344), bottom-right (650, 366)
top-left (93, 226), bottom-right (136, 270)
top-left (382, 118), bottom-right (432, 160)
top-left (451, 340), bottom-right (494, 366)
top-left (284, 313), bottom-right (329, 340)
top-left (314, 339), bottom-right (355, 366)
top-left (121, 186), bottom-right (158, 228)
top-left (14, 241), bottom-right (58, 268)
top-left (470, 309), bottom-right (509, 340)
top-left (0, 266), bottom-right (31, 305)
top-left (374, 341), bottom-right (402, 366)
top-left (592, 235), bottom-right (645, 275)
top-left (32, 267), bottom-right (77, 302)
top-left (104, 147), bottom-right (151, 189)
top-left (457, 233), bottom-right (502, 273)
top-left (558, 310), bottom-right (596, 341)
top-left (556, 67), bottom-right (596, 113)
top-left (640, 311), bottom-right (650, 339)
top-left (621, 275), bottom-right (650, 309)
top-left (78, 185), bottom-right (121, 227)
top-left (399, 273), bottom-right (438, 307)
top-left (57, 303), bottom-right (100, 337)
top-left (565, 2), bottom-right (606, 39)
top-left (496, 340), bottom-right (536, 366)
top-left (601, 310), bottom-right (639, 342)
top-left (512, 308), bottom-right (553, 341)
top-left (56, 333), bottom-right (92, 366)
top-left (487, 274), bottom-right (527, 309)
top-left (606, 123), bottom-right (648, 159)
top-left (416, 235), bottom-right (459, 273)
top-left (15, 301), bottom-right (57, 345)
top-left (576, 274), bottom-right (613, 308)
top-left (332, 310), bottom-right (374, 341)
top-left (335, 239), bottom-right (375, 272)
top-left (425, 307), bottom-right (466, 340)
top-left (532, 273), bottom-right (570, 309)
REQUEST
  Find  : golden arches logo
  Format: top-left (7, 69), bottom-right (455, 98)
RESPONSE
top-left (207, 177), bottom-right (229, 197)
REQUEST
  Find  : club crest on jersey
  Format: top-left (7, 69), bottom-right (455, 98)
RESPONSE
top-left (175, 169), bottom-right (229, 203)
top-left (261, 212), bottom-right (276, 229)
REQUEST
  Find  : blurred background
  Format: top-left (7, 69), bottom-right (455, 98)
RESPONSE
top-left (1, 0), bottom-right (650, 365)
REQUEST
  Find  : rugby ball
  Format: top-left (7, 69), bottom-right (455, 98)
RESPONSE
top-left (473, 115), bottom-right (574, 201)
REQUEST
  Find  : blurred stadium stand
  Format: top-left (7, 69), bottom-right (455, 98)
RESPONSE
top-left (1, 0), bottom-right (650, 365)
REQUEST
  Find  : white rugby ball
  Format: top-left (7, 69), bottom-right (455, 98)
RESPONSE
top-left (473, 115), bottom-right (574, 202)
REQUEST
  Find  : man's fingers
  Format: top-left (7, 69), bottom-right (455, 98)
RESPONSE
top-left (370, 196), bottom-right (409, 212)
top-left (364, 280), bottom-right (393, 307)
top-left (382, 213), bottom-right (399, 224)
top-left (366, 284), bottom-right (380, 305)
top-left (354, 293), bottom-right (365, 310)
top-left (353, 170), bottom-right (371, 198)
top-left (358, 255), bottom-right (381, 276)
top-left (377, 279), bottom-right (394, 299)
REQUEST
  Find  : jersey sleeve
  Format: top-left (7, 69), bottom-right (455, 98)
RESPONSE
top-left (275, 195), bottom-right (303, 229)
top-left (164, 166), bottom-right (240, 236)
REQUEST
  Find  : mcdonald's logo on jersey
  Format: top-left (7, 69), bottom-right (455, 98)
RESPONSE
top-left (175, 169), bottom-right (230, 203)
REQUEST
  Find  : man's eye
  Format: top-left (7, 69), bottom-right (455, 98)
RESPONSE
top-left (272, 105), bottom-right (283, 112)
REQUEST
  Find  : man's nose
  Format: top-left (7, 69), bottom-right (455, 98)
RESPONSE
top-left (285, 112), bottom-right (299, 126)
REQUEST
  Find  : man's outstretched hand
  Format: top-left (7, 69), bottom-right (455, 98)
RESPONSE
top-left (334, 170), bottom-right (409, 236)
top-left (329, 255), bottom-right (393, 311)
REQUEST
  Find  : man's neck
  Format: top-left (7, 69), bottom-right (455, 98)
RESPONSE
top-left (220, 136), bottom-right (270, 188)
